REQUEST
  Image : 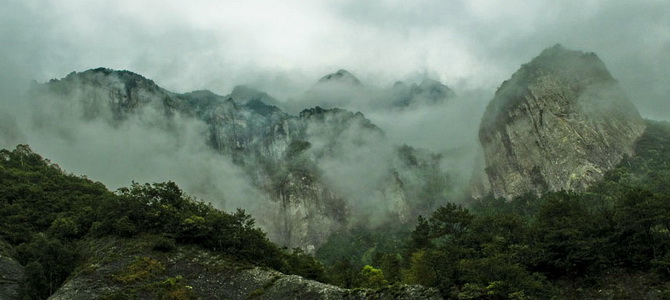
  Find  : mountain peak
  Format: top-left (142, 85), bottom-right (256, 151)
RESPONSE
top-left (317, 69), bottom-right (362, 86)
top-left (228, 85), bottom-right (281, 108)
top-left (476, 45), bottom-right (645, 199)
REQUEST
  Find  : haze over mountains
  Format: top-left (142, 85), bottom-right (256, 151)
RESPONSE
top-left (1, 42), bottom-right (669, 299)
top-left (0, 44), bottom-right (650, 253)
top-left (21, 66), bottom-right (459, 250)
top-left (1, 2), bottom-right (669, 298)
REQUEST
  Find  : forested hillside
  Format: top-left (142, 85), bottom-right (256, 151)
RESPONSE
top-left (314, 120), bottom-right (670, 299)
top-left (0, 145), bottom-right (330, 299)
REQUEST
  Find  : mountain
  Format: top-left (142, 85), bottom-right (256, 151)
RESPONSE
top-left (29, 68), bottom-right (451, 250)
top-left (294, 69), bottom-right (454, 112)
top-left (475, 44), bottom-right (646, 199)
top-left (387, 79), bottom-right (456, 108)
top-left (317, 69), bottom-right (363, 86)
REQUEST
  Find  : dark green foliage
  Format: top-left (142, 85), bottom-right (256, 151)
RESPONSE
top-left (283, 248), bottom-right (327, 282)
top-left (22, 261), bottom-right (49, 299)
top-left (316, 120), bottom-right (670, 297)
top-left (532, 191), bottom-right (609, 277)
top-left (17, 233), bottom-right (79, 298)
top-left (315, 223), bottom-right (410, 267)
top-left (0, 145), bottom-right (112, 244)
top-left (327, 259), bottom-right (358, 288)
top-left (92, 181), bottom-right (286, 268)
top-left (611, 188), bottom-right (670, 272)
top-left (408, 215), bottom-right (431, 250)
top-left (151, 235), bottom-right (177, 252)
top-left (0, 144), bottom-right (325, 299)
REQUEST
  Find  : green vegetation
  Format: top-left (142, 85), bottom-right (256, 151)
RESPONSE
top-left (3, 120), bottom-right (670, 299)
top-left (0, 145), bottom-right (325, 299)
top-left (315, 120), bottom-right (670, 298)
top-left (112, 256), bottom-right (166, 284)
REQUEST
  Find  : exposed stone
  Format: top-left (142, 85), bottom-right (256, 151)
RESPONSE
top-left (477, 45), bottom-right (646, 199)
top-left (31, 69), bottom-right (450, 250)
top-left (48, 237), bottom-right (441, 300)
top-left (0, 239), bottom-right (24, 300)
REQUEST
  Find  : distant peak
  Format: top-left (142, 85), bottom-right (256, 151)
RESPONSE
top-left (60, 67), bottom-right (159, 89)
top-left (230, 85), bottom-right (266, 99)
top-left (317, 69), bottom-right (362, 86)
top-left (229, 85), bottom-right (280, 107)
top-left (81, 67), bottom-right (147, 79)
top-left (530, 45), bottom-right (605, 72)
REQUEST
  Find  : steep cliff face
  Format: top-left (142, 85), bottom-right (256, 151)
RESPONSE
top-left (0, 240), bottom-right (24, 300)
top-left (31, 68), bottom-right (450, 249)
top-left (477, 45), bottom-right (646, 199)
top-left (32, 68), bottom-right (185, 123)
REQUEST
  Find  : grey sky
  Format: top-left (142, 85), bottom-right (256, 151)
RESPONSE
top-left (1, 0), bottom-right (668, 117)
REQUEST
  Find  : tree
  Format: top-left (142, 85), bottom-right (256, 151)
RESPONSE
top-left (408, 215), bottom-right (431, 250)
top-left (358, 265), bottom-right (388, 289)
top-left (532, 191), bottom-right (607, 277)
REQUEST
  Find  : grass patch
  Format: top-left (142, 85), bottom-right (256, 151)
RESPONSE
top-left (112, 256), bottom-right (165, 284)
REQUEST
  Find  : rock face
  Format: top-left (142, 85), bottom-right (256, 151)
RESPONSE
top-left (31, 68), bottom-right (450, 250)
top-left (48, 237), bottom-right (441, 300)
top-left (477, 45), bottom-right (646, 199)
top-left (0, 239), bottom-right (24, 300)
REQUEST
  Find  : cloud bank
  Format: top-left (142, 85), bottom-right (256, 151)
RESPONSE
top-left (0, 1), bottom-right (667, 216)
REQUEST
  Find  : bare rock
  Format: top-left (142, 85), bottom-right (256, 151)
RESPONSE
top-left (0, 240), bottom-right (23, 300)
top-left (477, 45), bottom-right (646, 199)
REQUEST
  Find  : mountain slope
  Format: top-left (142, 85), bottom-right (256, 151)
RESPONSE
top-left (476, 45), bottom-right (646, 199)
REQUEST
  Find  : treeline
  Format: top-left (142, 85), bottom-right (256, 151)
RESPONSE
top-left (0, 145), bottom-right (324, 299)
top-left (315, 120), bottom-right (670, 298)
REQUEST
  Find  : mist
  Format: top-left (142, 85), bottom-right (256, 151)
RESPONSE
top-left (2, 1), bottom-right (667, 117)
top-left (0, 1), bottom-right (668, 246)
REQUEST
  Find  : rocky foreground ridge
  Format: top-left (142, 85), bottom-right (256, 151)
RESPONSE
top-left (45, 236), bottom-right (440, 300)
top-left (475, 44), bottom-right (646, 199)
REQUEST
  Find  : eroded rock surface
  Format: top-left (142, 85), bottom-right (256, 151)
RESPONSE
top-left (48, 237), bottom-right (441, 300)
top-left (0, 239), bottom-right (23, 300)
top-left (477, 45), bottom-right (646, 199)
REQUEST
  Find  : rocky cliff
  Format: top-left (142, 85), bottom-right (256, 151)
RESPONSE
top-left (47, 236), bottom-right (441, 300)
top-left (477, 45), bottom-right (646, 199)
top-left (0, 239), bottom-right (24, 300)
top-left (30, 68), bottom-right (451, 249)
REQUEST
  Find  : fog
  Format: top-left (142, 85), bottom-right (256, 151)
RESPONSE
top-left (2, 1), bottom-right (668, 115)
top-left (0, 1), bottom-right (668, 229)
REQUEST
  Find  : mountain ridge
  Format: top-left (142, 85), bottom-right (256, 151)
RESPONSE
top-left (29, 68), bottom-right (452, 250)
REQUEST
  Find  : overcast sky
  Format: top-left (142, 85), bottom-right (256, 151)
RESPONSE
top-left (1, 0), bottom-right (669, 119)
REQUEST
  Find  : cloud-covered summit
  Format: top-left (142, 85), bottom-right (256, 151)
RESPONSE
top-left (1, 1), bottom-right (666, 120)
